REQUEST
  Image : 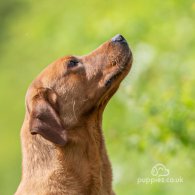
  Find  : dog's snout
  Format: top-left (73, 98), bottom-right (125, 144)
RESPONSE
top-left (111, 34), bottom-right (126, 43)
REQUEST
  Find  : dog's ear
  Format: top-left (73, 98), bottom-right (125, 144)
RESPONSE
top-left (29, 88), bottom-right (67, 146)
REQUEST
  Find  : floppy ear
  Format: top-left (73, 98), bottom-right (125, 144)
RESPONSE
top-left (29, 88), bottom-right (67, 146)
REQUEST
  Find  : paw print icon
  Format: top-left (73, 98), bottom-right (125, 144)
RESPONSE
top-left (151, 163), bottom-right (170, 177)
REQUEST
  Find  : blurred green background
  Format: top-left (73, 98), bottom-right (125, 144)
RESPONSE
top-left (0, 0), bottom-right (195, 194)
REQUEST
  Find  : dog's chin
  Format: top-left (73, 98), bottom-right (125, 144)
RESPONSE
top-left (96, 56), bottom-right (132, 111)
top-left (104, 54), bottom-right (132, 88)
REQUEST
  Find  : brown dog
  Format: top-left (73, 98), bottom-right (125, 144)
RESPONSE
top-left (15, 34), bottom-right (132, 195)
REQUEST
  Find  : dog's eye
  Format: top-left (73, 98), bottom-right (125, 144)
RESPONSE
top-left (67, 60), bottom-right (79, 68)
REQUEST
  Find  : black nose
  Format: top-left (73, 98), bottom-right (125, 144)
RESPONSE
top-left (111, 34), bottom-right (126, 43)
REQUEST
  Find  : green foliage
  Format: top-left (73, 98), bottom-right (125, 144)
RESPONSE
top-left (0, 0), bottom-right (195, 194)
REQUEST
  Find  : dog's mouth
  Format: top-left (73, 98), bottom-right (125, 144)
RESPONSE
top-left (104, 50), bottom-right (132, 88)
top-left (105, 71), bottom-right (121, 87)
top-left (96, 51), bottom-right (132, 110)
top-left (102, 35), bottom-right (132, 88)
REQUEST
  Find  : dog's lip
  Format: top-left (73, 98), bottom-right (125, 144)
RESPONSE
top-left (104, 63), bottom-right (130, 87)
top-left (105, 71), bottom-right (121, 87)
top-left (104, 53), bottom-right (132, 87)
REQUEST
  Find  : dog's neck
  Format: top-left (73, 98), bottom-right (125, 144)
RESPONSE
top-left (19, 111), bottom-right (112, 194)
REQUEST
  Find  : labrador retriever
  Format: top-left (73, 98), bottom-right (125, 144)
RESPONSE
top-left (15, 34), bottom-right (133, 195)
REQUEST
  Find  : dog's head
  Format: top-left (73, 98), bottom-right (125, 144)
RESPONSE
top-left (26, 34), bottom-right (133, 146)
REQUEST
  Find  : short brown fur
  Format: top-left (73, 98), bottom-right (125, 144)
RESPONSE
top-left (15, 35), bottom-right (132, 195)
